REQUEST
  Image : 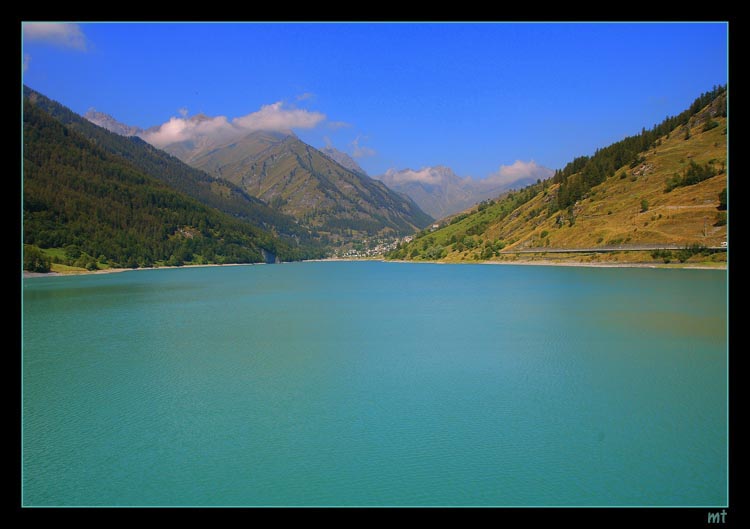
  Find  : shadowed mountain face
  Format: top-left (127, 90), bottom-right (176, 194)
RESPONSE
top-left (25, 87), bottom-right (315, 248)
top-left (162, 131), bottom-right (433, 240)
top-left (23, 93), bottom-right (307, 267)
top-left (373, 166), bottom-right (545, 220)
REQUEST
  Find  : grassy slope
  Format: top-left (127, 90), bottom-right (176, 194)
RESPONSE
top-left (39, 247), bottom-right (88, 273)
top-left (498, 117), bottom-right (726, 250)
top-left (392, 112), bottom-right (727, 266)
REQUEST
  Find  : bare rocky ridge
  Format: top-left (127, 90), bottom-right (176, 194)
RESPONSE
top-left (84, 109), bottom-right (143, 137)
top-left (321, 146), bottom-right (368, 177)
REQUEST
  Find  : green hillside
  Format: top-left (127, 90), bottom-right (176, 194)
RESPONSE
top-left (23, 97), bottom-right (304, 271)
top-left (387, 87), bottom-right (727, 266)
top-left (23, 86), bottom-right (323, 253)
top-left (171, 130), bottom-right (434, 241)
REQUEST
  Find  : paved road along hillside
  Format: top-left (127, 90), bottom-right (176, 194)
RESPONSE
top-left (503, 244), bottom-right (727, 254)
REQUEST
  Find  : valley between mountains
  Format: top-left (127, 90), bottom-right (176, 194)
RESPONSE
top-left (23, 85), bottom-right (727, 273)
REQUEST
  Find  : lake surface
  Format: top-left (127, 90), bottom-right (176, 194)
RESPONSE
top-left (22, 262), bottom-right (727, 506)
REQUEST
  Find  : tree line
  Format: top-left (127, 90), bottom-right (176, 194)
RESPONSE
top-left (552, 85), bottom-right (726, 211)
top-left (23, 86), bottom-right (327, 256)
top-left (23, 98), bottom-right (307, 269)
top-left (388, 85), bottom-right (727, 261)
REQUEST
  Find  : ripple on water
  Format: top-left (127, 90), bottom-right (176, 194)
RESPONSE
top-left (23, 263), bottom-right (727, 506)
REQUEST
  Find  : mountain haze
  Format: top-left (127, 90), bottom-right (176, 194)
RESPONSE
top-left (374, 163), bottom-right (550, 219)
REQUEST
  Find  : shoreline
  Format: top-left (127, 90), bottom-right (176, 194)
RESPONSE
top-left (291, 257), bottom-right (726, 270)
top-left (383, 259), bottom-right (726, 270)
top-left (23, 257), bottom-right (726, 278)
top-left (23, 262), bottom-right (265, 279)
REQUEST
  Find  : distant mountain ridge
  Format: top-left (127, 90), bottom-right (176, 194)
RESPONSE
top-left (84, 109), bottom-right (143, 136)
top-left (373, 164), bottom-right (548, 219)
top-left (78, 102), bottom-right (548, 228)
top-left (321, 146), bottom-right (368, 176)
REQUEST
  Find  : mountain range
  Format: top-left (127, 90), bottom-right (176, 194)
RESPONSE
top-left (85, 110), bottom-right (433, 241)
top-left (28, 88), bottom-right (314, 246)
top-left (23, 91), bottom-right (305, 269)
top-left (23, 85), bottom-right (727, 271)
top-left (83, 109), bottom-right (549, 222)
top-left (387, 86), bottom-right (727, 264)
top-left (372, 165), bottom-right (549, 220)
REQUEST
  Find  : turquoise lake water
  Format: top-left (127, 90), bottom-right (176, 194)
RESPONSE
top-left (22, 261), bottom-right (727, 506)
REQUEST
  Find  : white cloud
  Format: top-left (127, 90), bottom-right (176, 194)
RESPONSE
top-left (485, 160), bottom-right (553, 187)
top-left (178, 107), bottom-right (189, 117)
top-left (233, 101), bottom-right (325, 131)
top-left (327, 121), bottom-right (352, 130)
top-left (383, 161), bottom-right (553, 189)
top-left (296, 92), bottom-right (314, 101)
top-left (23, 54), bottom-right (31, 72)
top-left (350, 136), bottom-right (376, 158)
top-left (141, 101), bottom-right (326, 149)
top-left (384, 167), bottom-right (444, 185)
top-left (142, 114), bottom-right (234, 148)
top-left (23, 22), bottom-right (87, 51)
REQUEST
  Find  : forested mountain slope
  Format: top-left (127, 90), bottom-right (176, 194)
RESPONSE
top-left (23, 97), bottom-right (304, 270)
top-left (24, 86), bottom-right (317, 248)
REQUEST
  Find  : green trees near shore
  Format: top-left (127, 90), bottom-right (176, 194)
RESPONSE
top-left (23, 97), bottom-right (303, 268)
top-left (23, 245), bottom-right (51, 273)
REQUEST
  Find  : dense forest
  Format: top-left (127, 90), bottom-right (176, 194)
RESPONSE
top-left (23, 86), bottom-right (324, 252)
top-left (23, 97), bottom-right (308, 269)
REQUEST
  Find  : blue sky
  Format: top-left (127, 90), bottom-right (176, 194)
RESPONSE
top-left (23, 22), bottom-right (727, 179)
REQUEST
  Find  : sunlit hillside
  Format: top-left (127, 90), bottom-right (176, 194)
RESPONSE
top-left (387, 88), bottom-right (727, 266)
